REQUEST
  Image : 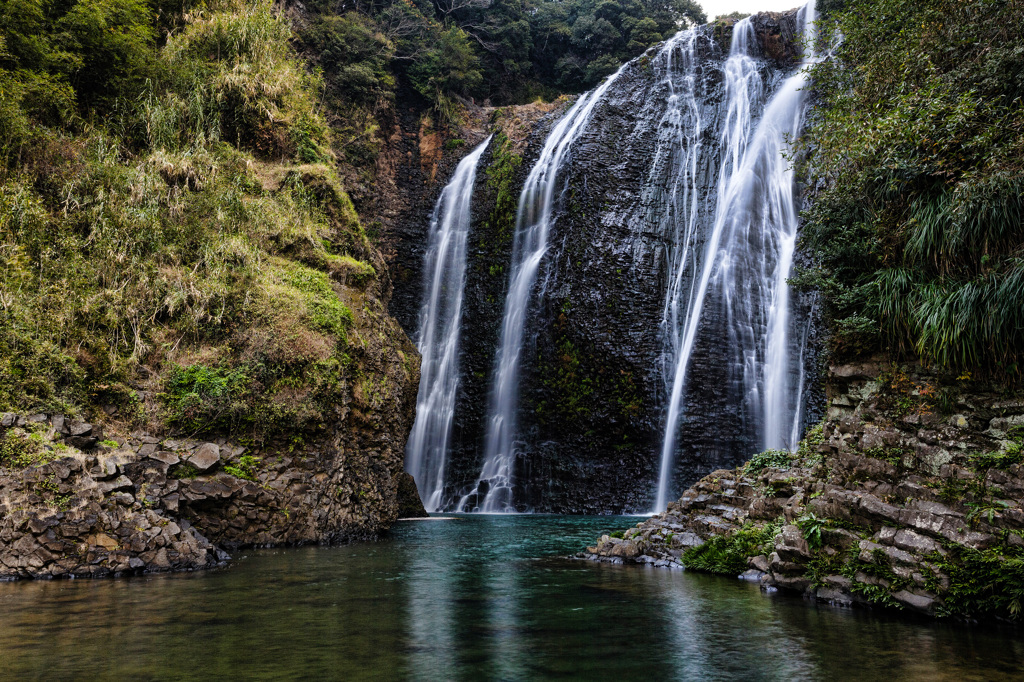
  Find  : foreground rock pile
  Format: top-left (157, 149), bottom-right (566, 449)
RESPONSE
top-left (583, 361), bottom-right (1024, 621)
top-left (0, 413), bottom-right (423, 579)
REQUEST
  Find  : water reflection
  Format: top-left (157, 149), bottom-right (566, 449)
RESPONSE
top-left (0, 515), bottom-right (1020, 681)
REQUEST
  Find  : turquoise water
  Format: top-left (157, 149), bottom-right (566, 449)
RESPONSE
top-left (1, 514), bottom-right (1021, 680)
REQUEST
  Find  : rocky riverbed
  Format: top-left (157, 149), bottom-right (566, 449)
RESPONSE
top-left (582, 360), bottom-right (1024, 621)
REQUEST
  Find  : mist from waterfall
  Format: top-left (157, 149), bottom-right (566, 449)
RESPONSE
top-left (653, 2), bottom-right (818, 512)
top-left (456, 68), bottom-right (627, 512)
top-left (406, 137), bottom-right (491, 512)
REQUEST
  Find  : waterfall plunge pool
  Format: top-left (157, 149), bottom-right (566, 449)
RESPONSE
top-left (1, 514), bottom-right (1020, 680)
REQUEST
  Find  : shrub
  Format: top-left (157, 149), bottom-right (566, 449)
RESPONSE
top-left (802, 0), bottom-right (1024, 378)
top-left (744, 449), bottom-right (793, 475)
top-left (682, 522), bottom-right (780, 575)
top-left (162, 365), bottom-right (250, 433)
top-left (936, 547), bottom-right (1024, 621)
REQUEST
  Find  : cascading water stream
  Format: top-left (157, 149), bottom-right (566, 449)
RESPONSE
top-left (653, 19), bottom-right (763, 512)
top-left (456, 68), bottom-right (628, 513)
top-left (653, 3), bottom-right (818, 512)
top-left (406, 137), bottom-right (491, 512)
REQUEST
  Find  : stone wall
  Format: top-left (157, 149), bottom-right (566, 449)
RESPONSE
top-left (583, 359), bottom-right (1024, 621)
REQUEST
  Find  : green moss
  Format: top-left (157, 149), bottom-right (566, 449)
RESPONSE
top-left (482, 132), bottom-right (522, 253)
top-left (282, 262), bottom-right (353, 338)
top-left (326, 254), bottom-right (375, 289)
top-left (162, 365), bottom-right (250, 434)
top-left (224, 454), bottom-right (261, 481)
top-left (861, 445), bottom-right (910, 467)
top-left (0, 428), bottom-right (59, 469)
top-left (169, 462), bottom-right (200, 479)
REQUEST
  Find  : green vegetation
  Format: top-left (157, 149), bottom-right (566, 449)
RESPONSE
top-left (224, 454), bottom-right (261, 481)
top-left (162, 365), bottom-right (250, 433)
top-left (1, 0), bottom-right (373, 444)
top-left (0, 426), bottom-right (58, 468)
top-left (744, 449), bottom-right (792, 475)
top-left (682, 521), bottom-right (780, 575)
top-left (801, 0), bottom-right (1024, 378)
top-left (796, 513), bottom-right (825, 550)
top-left (301, 0), bottom-right (704, 113)
top-left (169, 461), bottom-right (200, 479)
top-left (482, 131), bottom-right (522, 249)
top-left (934, 546), bottom-right (1024, 621)
top-left (969, 426), bottom-right (1024, 471)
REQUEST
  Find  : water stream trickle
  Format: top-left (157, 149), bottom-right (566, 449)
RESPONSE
top-left (406, 137), bottom-right (491, 512)
top-left (457, 68), bottom-right (628, 512)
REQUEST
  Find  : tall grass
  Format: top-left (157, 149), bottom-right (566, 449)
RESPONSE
top-left (0, 1), bottom-right (377, 441)
top-left (802, 0), bottom-right (1024, 379)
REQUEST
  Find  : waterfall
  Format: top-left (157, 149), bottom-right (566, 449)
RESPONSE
top-left (456, 68), bottom-right (628, 513)
top-left (653, 3), bottom-right (818, 512)
top-left (652, 19), bottom-right (763, 512)
top-left (406, 137), bottom-right (491, 512)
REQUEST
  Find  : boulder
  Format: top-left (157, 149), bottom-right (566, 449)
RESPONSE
top-left (188, 443), bottom-right (221, 471)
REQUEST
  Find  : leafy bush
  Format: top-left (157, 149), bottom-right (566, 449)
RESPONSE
top-left (682, 522), bottom-right (780, 575)
top-left (163, 365), bottom-right (250, 433)
top-left (224, 454), bottom-right (261, 481)
top-left (936, 547), bottom-right (1024, 621)
top-left (744, 449), bottom-right (793, 475)
top-left (796, 513), bottom-right (825, 550)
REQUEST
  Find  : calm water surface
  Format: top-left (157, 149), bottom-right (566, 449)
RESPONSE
top-left (1, 514), bottom-right (1021, 680)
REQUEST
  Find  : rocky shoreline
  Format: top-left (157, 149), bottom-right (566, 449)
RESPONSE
top-left (581, 360), bottom-right (1024, 622)
top-left (0, 413), bottom-right (425, 580)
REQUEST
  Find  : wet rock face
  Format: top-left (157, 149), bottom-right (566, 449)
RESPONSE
top-left (582, 362), bottom-right (1024, 621)
top-left (384, 12), bottom-right (813, 513)
top-left (395, 472), bottom-right (429, 518)
top-left (508, 13), bottom-right (813, 512)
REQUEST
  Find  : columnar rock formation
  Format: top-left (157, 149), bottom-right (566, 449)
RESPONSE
top-left (0, 408), bottom-right (423, 578)
top-left (387, 10), bottom-right (819, 512)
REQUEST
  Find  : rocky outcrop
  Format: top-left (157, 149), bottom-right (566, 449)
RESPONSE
top-left (0, 328), bottom-right (421, 579)
top-left (583, 360), bottom-right (1024, 621)
top-left (490, 10), bottom-right (815, 512)
top-left (395, 472), bottom-right (429, 518)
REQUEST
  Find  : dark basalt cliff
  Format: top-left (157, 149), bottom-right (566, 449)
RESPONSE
top-left (384, 10), bottom-right (819, 513)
